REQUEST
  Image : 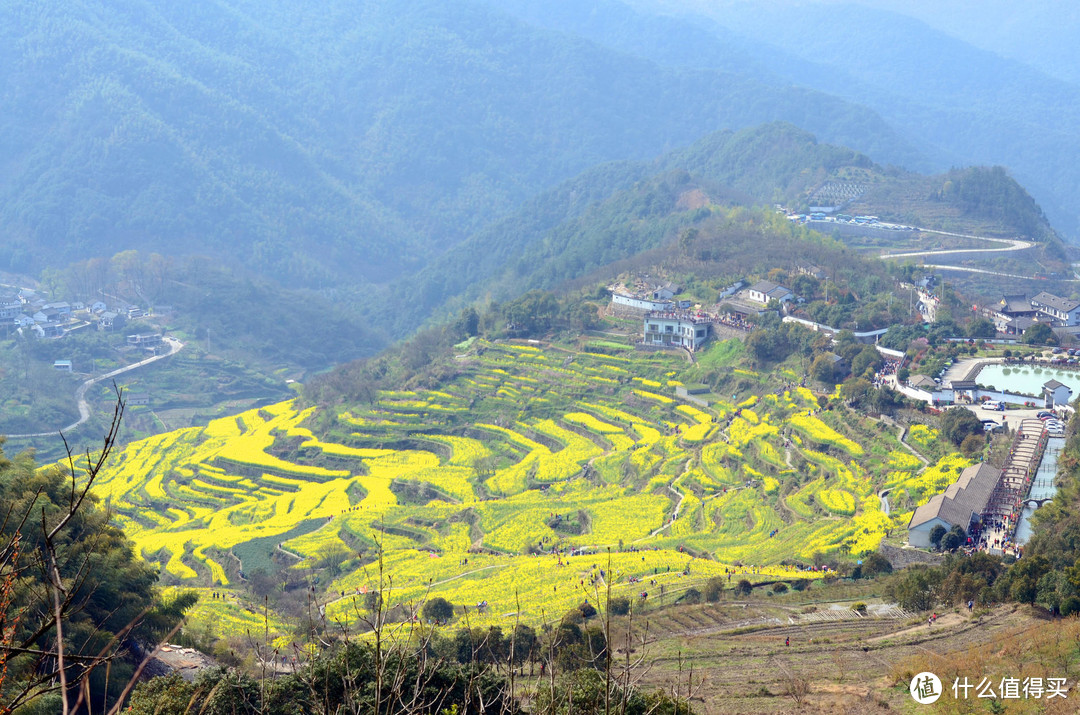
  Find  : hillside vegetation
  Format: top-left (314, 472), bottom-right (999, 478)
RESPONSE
top-left (83, 337), bottom-right (973, 646)
top-left (0, 0), bottom-right (913, 285)
top-left (394, 123), bottom-right (1063, 333)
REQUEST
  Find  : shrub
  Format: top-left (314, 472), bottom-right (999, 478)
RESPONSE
top-left (422, 597), bottom-right (454, 624)
top-left (680, 588), bottom-right (702, 604)
top-left (608, 596), bottom-right (630, 615)
top-left (772, 582), bottom-right (788, 594)
top-left (704, 576), bottom-right (724, 602)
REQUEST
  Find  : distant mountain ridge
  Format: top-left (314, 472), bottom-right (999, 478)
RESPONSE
top-left (0, 0), bottom-right (918, 284)
top-left (388, 122), bottom-right (1061, 333)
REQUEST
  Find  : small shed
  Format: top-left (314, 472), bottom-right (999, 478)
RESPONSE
top-left (1043, 379), bottom-right (1073, 408)
top-left (908, 374), bottom-right (937, 390)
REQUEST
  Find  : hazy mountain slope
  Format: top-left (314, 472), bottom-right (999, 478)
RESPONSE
top-left (482, 0), bottom-right (927, 171)
top-left (848, 0), bottom-right (1080, 86)
top-left (390, 122), bottom-right (1060, 333)
top-left (1, 0), bottom-right (919, 283)
top-left (622, 0), bottom-right (1080, 238)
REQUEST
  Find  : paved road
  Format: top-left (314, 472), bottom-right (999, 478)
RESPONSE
top-left (879, 233), bottom-right (1035, 260)
top-left (8, 337), bottom-right (184, 439)
top-left (878, 229), bottom-right (1077, 280)
top-left (920, 263), bottom-right (1033, 279)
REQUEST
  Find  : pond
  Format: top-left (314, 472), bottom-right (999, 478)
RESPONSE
top-left (975, 363), bottom-right (1080, 398)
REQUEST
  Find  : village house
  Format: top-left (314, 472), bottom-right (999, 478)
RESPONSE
top-left (32, 323), bottom-right (64, 338)
top-left (908, 463), bottom-right (999, 548)
top-left (612, 292), bottom-right (673, 312)
top-left (1030, 291), bottom-right (1080, 326)
top-left (0, 296), bottom-right (22, 321)
top-left (650, 283), bottom-right (680, 301)
top-left (984, 294), bottom-right (1037, 332)
top-left (797, 264), bottom-right (828, 281)
top-left (127, 334), bottom-right (164, 353)
top-left (746, 280), bottom-right (794, 306)
top-left (43, 302), bottom-right (71, 316)
top-left (643, 312), bottom-right (712, 351)
top-left (99, 311), bottom-right (127, 331)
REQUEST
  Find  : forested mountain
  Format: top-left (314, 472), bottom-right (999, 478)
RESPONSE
top-left (1, 0), bottom-right (918, 284)
top-left (839, 0), bottom-right (1080, 86)
top-left (585, 0), bottom-right (1080, 238)
top-left (389, 123), bottom-right (1061, 333)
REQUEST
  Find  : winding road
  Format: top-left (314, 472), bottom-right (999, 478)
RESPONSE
top-left (877, 229), bottom-right (1064, 280)
top-left (879, 232), bottom-right (1035, 261)
top-left (9, 336), bottom-right (184, 439)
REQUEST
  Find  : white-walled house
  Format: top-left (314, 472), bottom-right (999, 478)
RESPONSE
top-left (746, 280), bottom-right (794, 305)
top-left (1043, 380), bottom-right (1073, 408)
top-left (643, 313), bottom-right (711, 351)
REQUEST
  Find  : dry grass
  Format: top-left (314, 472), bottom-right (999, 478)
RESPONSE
top-left (625, 597), bottom-right (1078, 714)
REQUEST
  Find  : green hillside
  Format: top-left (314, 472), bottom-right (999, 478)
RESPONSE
top-left (393, 123), bottom-right (1065, 333)
top-left (86, 337), bottom-right (963, 645)
top-left (0, 0), bottom-right (915, 283)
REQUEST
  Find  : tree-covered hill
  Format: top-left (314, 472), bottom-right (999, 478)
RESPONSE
top-left (611, 0), bottom-right (1080, 238)
top-left (0, 0), bottom-right (917, 284)
top-left (389, 122), bottom-right (1062, 334)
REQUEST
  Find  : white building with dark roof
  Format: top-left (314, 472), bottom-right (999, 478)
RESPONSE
top-left (746, 280), bottom-right (794, 305)
top-left (1031, 291), bottom-right (1080, 326)
top-left (1043, 380), bottom-right (1073, 408)
top-left (908, 463), bottom-right (1000, 548)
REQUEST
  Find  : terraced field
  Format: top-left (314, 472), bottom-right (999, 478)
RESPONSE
top-left (85, 339), bottom-right (960, 638)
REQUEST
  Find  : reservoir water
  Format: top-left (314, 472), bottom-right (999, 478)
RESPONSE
top-left (975, 364), bottom-right (1080, 397)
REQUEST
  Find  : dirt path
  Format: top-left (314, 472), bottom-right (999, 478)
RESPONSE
top-left (866, 610), bottom-right (968, 643)
top-left (896, 424), bottom-right (930, 466)
top-left (646, 485), bottom-right (687, 538)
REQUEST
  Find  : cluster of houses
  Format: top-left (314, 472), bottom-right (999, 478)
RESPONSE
top-left (609, 276), bottom-right (809, 353)
top-left (0, 288), bottom-right (146, 339)
top-left (983, 291), bottom-right (1080, 336)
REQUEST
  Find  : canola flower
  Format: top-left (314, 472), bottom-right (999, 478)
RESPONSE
top-left (788, 413), bottom-right (864, 456)
top-left (83, 345), bottom-right (955, 637)
top-left (633, 389), bottom-right (674, 405)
